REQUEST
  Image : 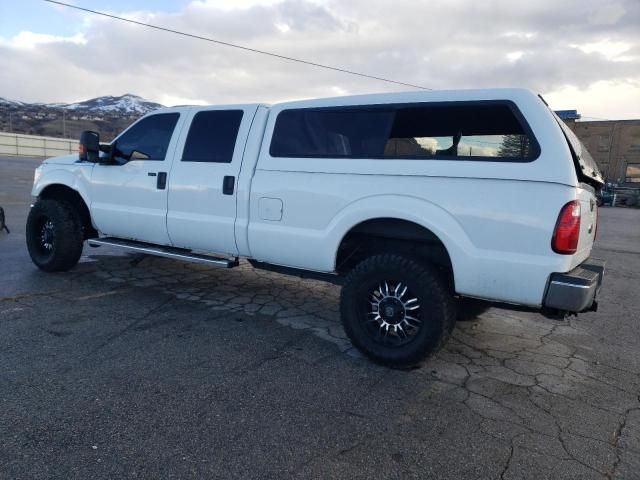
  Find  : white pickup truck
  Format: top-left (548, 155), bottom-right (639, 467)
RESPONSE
top-left (27, 88), bottom-right (605, 366)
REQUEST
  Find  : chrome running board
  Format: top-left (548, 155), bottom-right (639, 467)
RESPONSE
top-left (88, 237), bottom-right (238, 268)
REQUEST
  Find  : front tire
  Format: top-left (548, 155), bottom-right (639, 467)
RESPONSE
top-left (340, 254), bottom-right (455, 367)
top-left (26, 199), bottom-right (84, 272)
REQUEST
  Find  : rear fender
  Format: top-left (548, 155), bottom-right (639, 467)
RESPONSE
top-left (327, 194), bottom-right (474, 290)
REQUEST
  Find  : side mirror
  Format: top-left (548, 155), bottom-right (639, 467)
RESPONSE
top-left (79, 131), bottom-right (100, 162)
top-left (97, 143), bottom-right (113, 164)
top-left (98, 142), bottom-right (123, 165)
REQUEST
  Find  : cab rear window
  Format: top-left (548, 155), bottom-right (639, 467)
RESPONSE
top-left (270, 101), bottom-right (539, 162)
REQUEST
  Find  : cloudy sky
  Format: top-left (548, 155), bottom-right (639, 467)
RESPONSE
top-left (1, 0), bottom-right (639, 119)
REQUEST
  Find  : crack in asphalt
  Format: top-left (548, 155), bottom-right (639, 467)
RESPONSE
top-left (85, 295), bottom-right (177, 356)
top-left (609, 406), bottom-right (640, 479)
top-left (499, 442), bottom-right (515, 480)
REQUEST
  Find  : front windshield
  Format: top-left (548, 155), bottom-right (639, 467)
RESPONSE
top-left (552, 112), bottom-right (603, 184)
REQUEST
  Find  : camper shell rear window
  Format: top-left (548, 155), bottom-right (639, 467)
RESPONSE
top-left (270, 100), bottom-right (540, 162)
top-left (551, 111), bottom-right (603, 185)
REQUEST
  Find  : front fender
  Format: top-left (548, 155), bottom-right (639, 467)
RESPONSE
top-left (32, 165), bottom-right (94, 209)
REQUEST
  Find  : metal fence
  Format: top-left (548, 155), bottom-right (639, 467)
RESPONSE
top-left (0, 132), bottom-right (76, 158)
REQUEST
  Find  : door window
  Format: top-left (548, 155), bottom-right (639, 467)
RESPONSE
top-left (182, 110), bottom-right (244, 163)
top-left (114, 113), bottom-right (179, 162)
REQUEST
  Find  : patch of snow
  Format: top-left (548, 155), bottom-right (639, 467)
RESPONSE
top-left (0, 97), bottom-right (24, 106)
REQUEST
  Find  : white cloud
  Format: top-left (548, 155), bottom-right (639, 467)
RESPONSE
top-left (506, 51), bottom-right (524, 62)
top-left (500, 32), bottom-right (536, 40)
top-left (416, 137), bottom-right (439, 154)
top-left (570, 39), bottom-right (632, 59)
top-left (275, 22), bottom-right (291, 33)
top-left (0, 0), bottom-right (638, 120)
top-left (0, 31), bottom-right (86, 49)
top-left (329, 86), bottom-right (349, 96)
top-left (192, 0), bottom-right (283, 10)
top-left (545, 80), bottom-right (640, 120)
top-left (160, 94), bottom-right (209, 107)
top-left (588, 3), bottom-right (626, 25)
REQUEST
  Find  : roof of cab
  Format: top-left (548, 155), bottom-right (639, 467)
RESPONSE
top-left (173, 103), bottom-right (266, 109)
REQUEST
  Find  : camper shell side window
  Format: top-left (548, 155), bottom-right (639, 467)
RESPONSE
top-left (270, 100), bottom-right (540, 162)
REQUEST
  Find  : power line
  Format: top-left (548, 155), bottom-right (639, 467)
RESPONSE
top-left (43, 0), bottom-right (431, 91)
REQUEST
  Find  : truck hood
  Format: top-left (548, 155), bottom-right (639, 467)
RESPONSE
top-left (43, 154), bottom-right (80, 165)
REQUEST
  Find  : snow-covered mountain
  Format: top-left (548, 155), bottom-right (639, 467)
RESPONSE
top-left (0, 94), bottom-right (164, 115)
top-left (0, 94), bottom-right (165, 140)
top-left (50, 94), bottom-right (164, 115)
top-left (0, 97), bottom-right (25, 107)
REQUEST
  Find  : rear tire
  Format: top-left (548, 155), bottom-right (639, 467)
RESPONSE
top-left (340, 253), bottom-right (455, 367)
top-left (26, 199), bottom-right (84, 272)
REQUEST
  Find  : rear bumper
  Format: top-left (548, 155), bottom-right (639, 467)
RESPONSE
top-left (543, 258), bottom-right (605, 313)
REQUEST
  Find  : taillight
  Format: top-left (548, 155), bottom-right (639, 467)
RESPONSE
top-left (552, 200), bottom-right (581, 254)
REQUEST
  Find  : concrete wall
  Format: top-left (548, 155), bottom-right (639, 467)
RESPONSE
top-left (0, 132), bottom-right (75, 158)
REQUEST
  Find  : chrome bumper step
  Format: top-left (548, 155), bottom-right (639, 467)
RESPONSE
top-left (88, 237), bottom-right (238, 268)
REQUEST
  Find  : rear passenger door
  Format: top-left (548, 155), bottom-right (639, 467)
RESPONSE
top-left (167, 106), bottom-right (258, 255)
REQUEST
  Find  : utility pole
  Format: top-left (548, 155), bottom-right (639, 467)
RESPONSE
top-left (62, 110), bottom-right (66, 138)
top-left (8, 111), bottom-right (12, 132)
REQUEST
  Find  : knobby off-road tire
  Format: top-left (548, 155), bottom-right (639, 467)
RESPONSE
top-left (26, 199), bottom-right (84, 272)
top-left (340, 253), bottom-right (456, 368)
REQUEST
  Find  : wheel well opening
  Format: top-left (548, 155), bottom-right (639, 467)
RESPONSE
top-left (335, 218), bottom-right (454, 284)
top-left (39, 185), bottom-right (97, 239)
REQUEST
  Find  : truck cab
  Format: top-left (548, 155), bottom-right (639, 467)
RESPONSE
top-left (86, 105), bottom-right (264, 254)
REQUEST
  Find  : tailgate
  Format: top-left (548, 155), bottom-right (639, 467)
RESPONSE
top-left (572, 185), bottom-right (598, 267)
top-left (549, 109), bottom-right (603, 269)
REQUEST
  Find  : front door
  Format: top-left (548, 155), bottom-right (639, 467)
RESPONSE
top-left (90, 111), bottom-right (184, 245)
top-left (166, 106), bottom-right (258, 255)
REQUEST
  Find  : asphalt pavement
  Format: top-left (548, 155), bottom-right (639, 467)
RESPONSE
top-left (1, 155), bottom-right (639, 479)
